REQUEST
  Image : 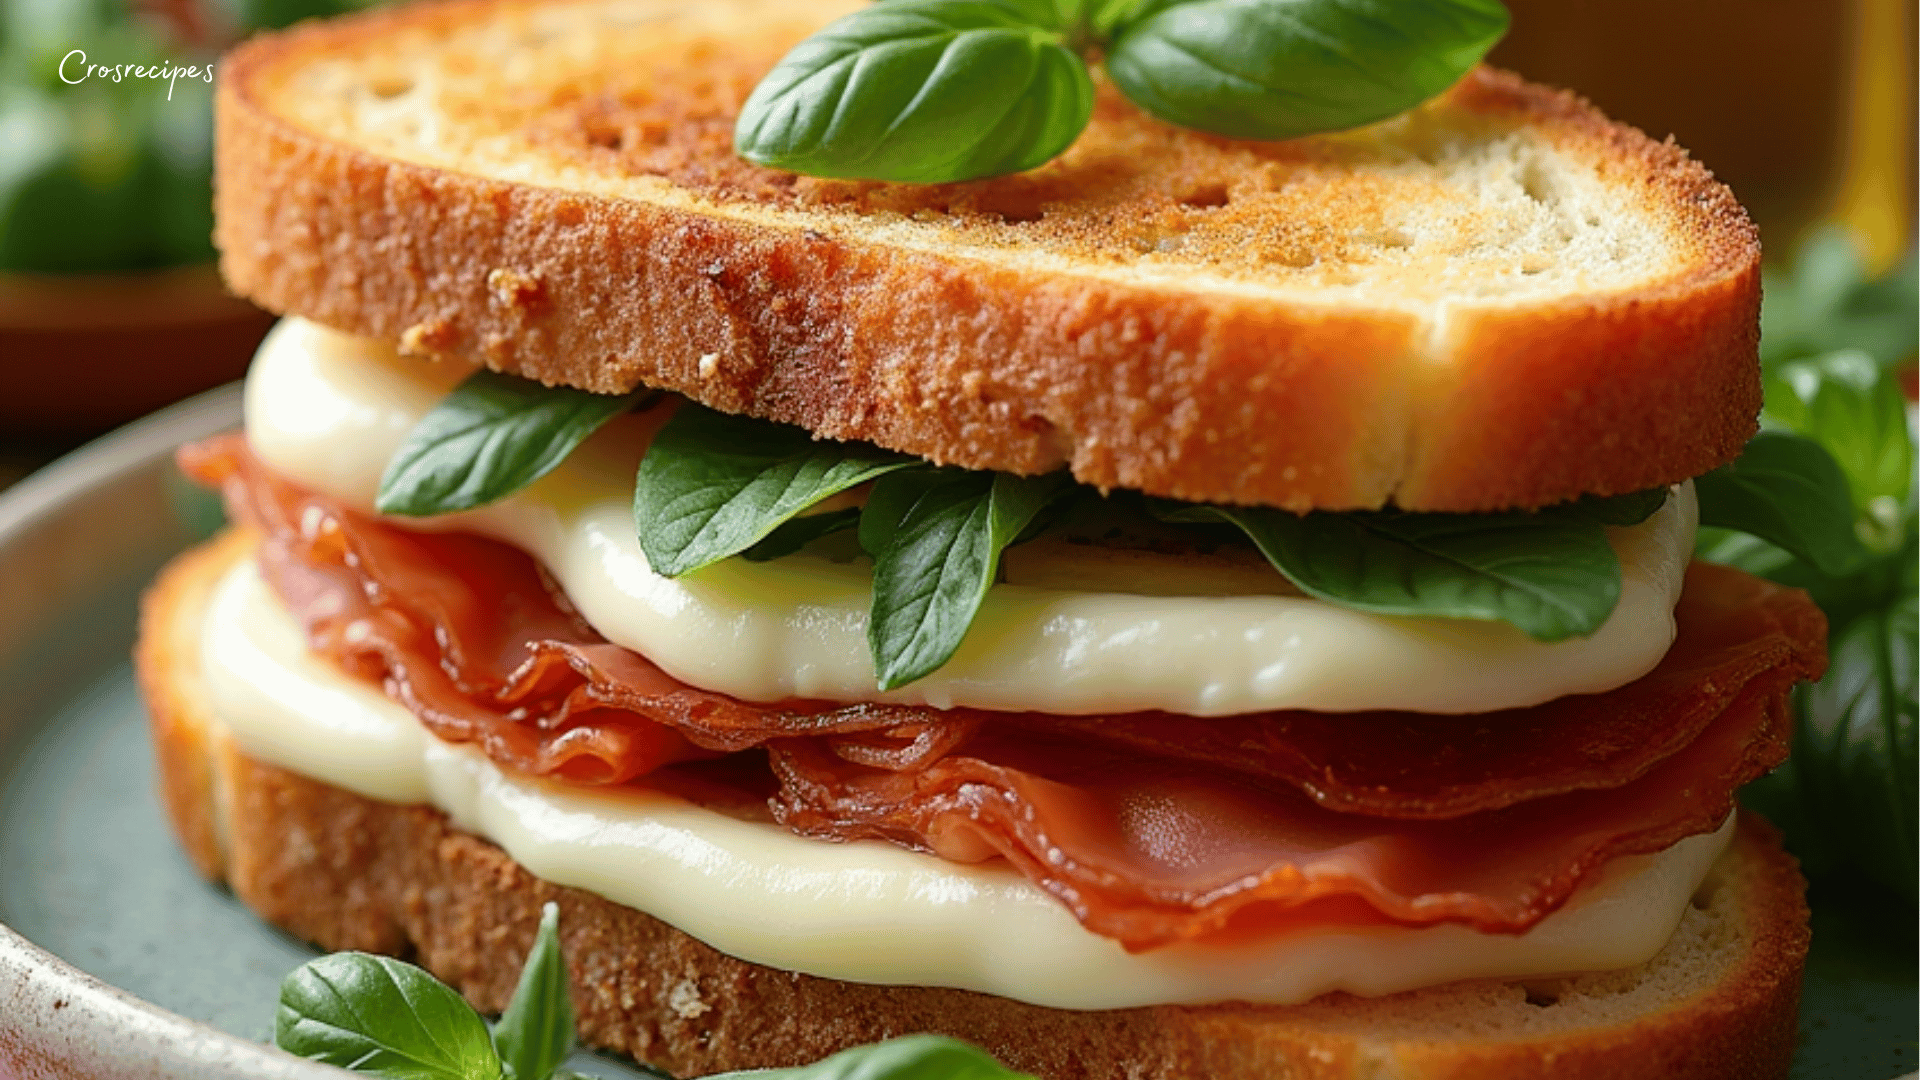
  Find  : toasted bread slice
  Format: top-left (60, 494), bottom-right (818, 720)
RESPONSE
top-left (139, 532), bottom-right (1809, 1079)
top-left (214, 0), bottom-right (1760, 513)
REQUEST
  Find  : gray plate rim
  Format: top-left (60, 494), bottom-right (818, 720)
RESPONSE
top-left (0, 383), bottom-right (344, 1079)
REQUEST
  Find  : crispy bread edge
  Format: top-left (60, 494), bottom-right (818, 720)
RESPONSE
top-left (212, 0), bottom-right (1760, 513)
top-left (138, 534), bottom-right (1806, 1079)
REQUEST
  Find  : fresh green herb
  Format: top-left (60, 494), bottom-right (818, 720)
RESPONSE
top-left (1693, 431), bottom-right (1869, 578)
top-left (276, 902), bottom-right (579, 1080)
top-left (1716, 229), bottom-right (1918, 908)
top-left (732, 0), bottom-right (1095, 183)
top-left (703, 1034), bottom-right (1038, 1079)
top-left (860, 468), bottom-right (1074, 689)
top-left (736, 0), bottom-right (1510, 183)
top-left (1763, 349), bottom-right (1913, 547)
top-left (493, 903), bottom-right (576, 1080)
top-left (743, 507), bottom-right (865, 562)
top-left (1105, 0), bottom-right (1510, 140)
top-left (1794, 591), bottom-right (1918, 906)
top-left (634, 403), bottom-right (1671, 682)
top-left (274, 923), bottom-right (1035, 1079)
top-left (377, 371), bottom-right (645, 517)
top-left (275, 953), bottom-right (504, 1080)
top-left (634, 404), bottom-right (916, 577)
top-left (1152, 500), bottom-right (1624, 641)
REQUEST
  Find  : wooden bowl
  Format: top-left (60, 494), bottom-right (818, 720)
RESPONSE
top-left (0, 264), bottom-right (275, 440)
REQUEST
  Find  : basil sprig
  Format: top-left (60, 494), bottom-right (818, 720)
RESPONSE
top-left (274, 912), bottom-right (1035, 1080)
top-left (1105, 0), bottom-right (1510, 140)
top-left (705, 1035), bottom-right (1038, 1079)
top-left (634, 403), bottom-right (917, 576)
top-left (736, 0), bottom-right (1510, 183)
top-left (734, 0), bottom-right (1095, 183)
top-left (859, 468), bottom-right (1075, 689)
top-left (743, 506), bottom-right (864, 562)
top-left (1693, 431), bottom-right (1869, 578)
top-left (493, 903), bottom-right (577, 1080)
top-left (377, 370), bottom-right (646, 517)
top-left (1710, 228), bottom-right (1918, 911)
top-left (1764, 348), bottom-right (1914, 530)
top-left (633, 407), bottom-right (1673, 685)
top-left (1151, 492), bottom-right (1654, 642)
top-left (276, 952), bottom-right (504, 1080)
top-left (1795, 591), bottom-right (1918, 905)
top-left (275, 902), bottom-right (581, 1080)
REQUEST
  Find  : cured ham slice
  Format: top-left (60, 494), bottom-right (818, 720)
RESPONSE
top-left (181, 435), bottom-right (1825, 948)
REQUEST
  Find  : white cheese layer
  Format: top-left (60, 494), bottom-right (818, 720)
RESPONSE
top-left (242, 317), bottom-right (1697, 716)
top-left (199, 556), bottom-right (1732, 1010)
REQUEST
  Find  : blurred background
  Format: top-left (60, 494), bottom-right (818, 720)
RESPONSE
top-left (0, 0), bottom-right (1912, 483)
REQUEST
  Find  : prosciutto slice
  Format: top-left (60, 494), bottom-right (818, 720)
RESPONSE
top-left (182, 436), bottom-right (1825, 949)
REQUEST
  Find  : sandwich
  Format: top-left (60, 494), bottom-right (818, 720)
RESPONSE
top-left (135, 0), bottom-right (1829, 1076)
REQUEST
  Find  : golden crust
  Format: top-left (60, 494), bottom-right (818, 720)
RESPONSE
top-left (138, 536), bottom-right (1806, 1079)
top-left (213, 0), bottom-right (1761, 512)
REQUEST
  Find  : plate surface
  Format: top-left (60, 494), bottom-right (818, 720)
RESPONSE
top-left (0, 387), bottom-right (1912, 1080)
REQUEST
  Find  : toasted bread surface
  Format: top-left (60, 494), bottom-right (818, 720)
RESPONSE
top-left (139, 535), bottom-right (1807, 1079)
top-left (214, 0), bottom-right (1761, 512)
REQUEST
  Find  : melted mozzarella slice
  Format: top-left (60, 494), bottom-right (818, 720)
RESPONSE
top-left (243, 316), bottom-right (1695, 716)
top-left (200, 556), bottom-right (1734, 1010)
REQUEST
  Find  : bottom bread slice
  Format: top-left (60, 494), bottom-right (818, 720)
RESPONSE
top-left (138, 532), bottom-right (1811, 1080)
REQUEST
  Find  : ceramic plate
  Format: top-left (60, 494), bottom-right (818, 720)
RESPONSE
top-left (0, 388), bottom-right (1912, 1079)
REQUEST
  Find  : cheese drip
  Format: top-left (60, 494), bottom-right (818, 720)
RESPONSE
top-left (199, 556), bottom-right (1734, 1010)
top-left (241, 317), bottom-right (1697, 716)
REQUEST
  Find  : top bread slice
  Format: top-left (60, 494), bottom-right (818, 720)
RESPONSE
top-left (213, 0), bottom-right (1761, 512)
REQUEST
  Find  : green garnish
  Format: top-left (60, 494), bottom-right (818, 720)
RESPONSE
top-left (275, 940), bottom-right (511, 1079)
top-left (625, 403), bottom-right (1672, 682)
top-left (1692, 431), bottom-right (1869, 578)
top-left (493, 902), bottom-right (579, 1080)
top-left (376, 371), bottom-right (647, 517)
top-left (274, 907), bottom-right (1033, 1080)
top-left (732, 0), bottom-right (1511, 184)
top-left (1713, 228), bottom-right (1917, 907)
top-left (633, 403), bottom-right (916, 577)
top-left (1149, 496), bottom-right (1643, 643)
top-left (731, 0), bottom-right (1095, 183)
top-left (859, 468), bottom-right (1075, 689)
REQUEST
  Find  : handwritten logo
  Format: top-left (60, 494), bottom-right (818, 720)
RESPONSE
top-left (59, 50), bottom-right (213, 100)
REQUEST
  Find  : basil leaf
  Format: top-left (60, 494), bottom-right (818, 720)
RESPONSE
top-left (954, 0), bottom-right (1078, 31)
top-left (734, 0), bottom-right (1095, 183)
top-left (1795, 593), bottom-right (1918, 905)
top-left (1694, 431), bottom-right (1870, 578)
top-left (742, 506), bottom-right (864, 562)
top-left (492, 903), bottom-right (575, 1080)
top-left (1155, 501), bottom-right (1619, 641)
top-left (635, 405), bottom-right (916, 577)
top-left (1765, 350), bottom-right (1913, 516)
top-left (863, 469), bottom-right (1074, 689)
top-left (1105, 0), bottom-right (1509, 140)
top-left (275, 953), bottom-right (502, 1080)
top-left (377, 372), bottom-right (642, 517)
top-left (702, 1034), bottom-right (1038, 1079)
